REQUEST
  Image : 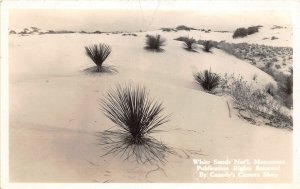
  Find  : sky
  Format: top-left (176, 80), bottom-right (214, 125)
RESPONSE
top-left (9, 9), bottom-right (292, 32)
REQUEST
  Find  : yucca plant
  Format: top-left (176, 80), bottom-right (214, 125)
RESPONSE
top-left (203, 40), bottom-right (213, 52)
top-left (85, 43), bottom-right (111, 72)
top-left (145, 34), bottom-right (166, 52)
top-left (194, 69), bottom-right (220, 92)
top-left (99, 83), bottom-right (172, 163)
top-left (183, 37), bottom-right (197, 51)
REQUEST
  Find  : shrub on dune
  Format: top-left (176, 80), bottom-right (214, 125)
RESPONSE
top-left (203, 40), bottom-right (214, 52)
top-left (174, 36), bottom-right (189, 42)
top-left (247, 26), bottom-right (259, 35)
top-left (183, 37), bottom-right (197, 51)
top-left (85, 43), bottom-right (112, 72)
top-left (232, 27), bottom-right (248, 38)
top-left (194, 69), bottom-right (221, 92)
top-left (145, 34), bottom-right (166, 52)
top-left (99, 83), bottom-right (172, 164)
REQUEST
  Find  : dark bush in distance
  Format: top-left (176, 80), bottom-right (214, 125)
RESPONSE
top-left (93, 31), bottom-right (102, 34)
top-left (194, 69), bottom-right (221, 92)
top-left (247, 26), bottom-right (259, 35)
top-left (203, 40), bottom-right (214, 52)
top-left (183, 37), bottom-right (197, 51)
top-left (85, 43), bottom-right (112, 72)
top-left (233, 27), bottom-right (248, 38)
top-left (9, 30), bottom-right (17, 34)
top-left (145, 34), bottom-right (166, 52)
top-left (100, 83), bottom-right (172, 163)
top-left (174, 36), bottom-right (189, 42)
top-left (176, 25), bottom-right (195, 31)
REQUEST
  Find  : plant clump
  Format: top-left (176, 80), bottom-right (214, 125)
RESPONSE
top-left (85, 43), bottom-right (112, 72)
top-left (183, 37), bottom-right (197, 51)
top-left (99, 83), bottom-right (172, 163)
top-left (145, 34), bottom-right (166, 52)
top-left (194, 69), bottom-right (221, 92)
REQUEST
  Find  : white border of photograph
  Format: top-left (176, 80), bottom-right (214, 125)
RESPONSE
top-left (1, 0), bottom-right (300, 188)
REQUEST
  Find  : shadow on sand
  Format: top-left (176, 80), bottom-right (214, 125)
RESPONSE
top-left (82, 65), bottom-right (118, 76)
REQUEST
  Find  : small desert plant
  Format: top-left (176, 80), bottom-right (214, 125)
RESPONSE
top-left (9, 30), bottom-right (17, 34)
top-left (174, 36), bottom-right (189, 42)
top-left (221, 74), bottom-right (292, 128)
top-left (203, 40), bottom-right (213, 52)
top-left (194, 69), bottom-right (221, 92)
top-left (233, 27), bottom-right (248, 38)
top-left (271, 36), bottom-right (278, 40)
top-left (145, 34), bottom-right (166, 52)
top-left (99, 83), bottom-right (172, 163)
top-left (183, 37), bottom-right (197, 51)
top-left (85, 43), bottom-right (112, 72)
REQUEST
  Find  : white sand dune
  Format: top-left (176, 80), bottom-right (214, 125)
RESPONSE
top-left (9, 28), bottom-right (292, 182)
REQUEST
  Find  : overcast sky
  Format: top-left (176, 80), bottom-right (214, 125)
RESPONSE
top-left (9, 9), bottom-right (292, 32)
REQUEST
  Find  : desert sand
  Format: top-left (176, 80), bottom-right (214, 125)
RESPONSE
top-left (9, 26), bottom-right (292, 182)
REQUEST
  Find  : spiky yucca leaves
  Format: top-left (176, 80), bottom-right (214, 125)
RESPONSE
top-left (203, 40), bottom-right (213, 52)
top-left (183, 37), bottom-right (197, 51)
top-left (194, 69), bottom-right (221, 92)
top-left (99, 83), bottom-right (172, 163)
top-left (145, 34), bottom-right (166, 52)
top-left (85, 43), bottom-right (111, 72)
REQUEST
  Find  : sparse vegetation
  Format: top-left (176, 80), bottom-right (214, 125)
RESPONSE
top-left (221, 74), bottom-right (292, 129)
top-left (85, 43), bottom-right (112, 72)
top-left (99, 83), bottom-right (172, 163)
top-left (194, 69), bottom-right (221, 92)
top-left (260, 66), bottom-right (293, 108)
top-left (145, 34), bottom-right (166, 52)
